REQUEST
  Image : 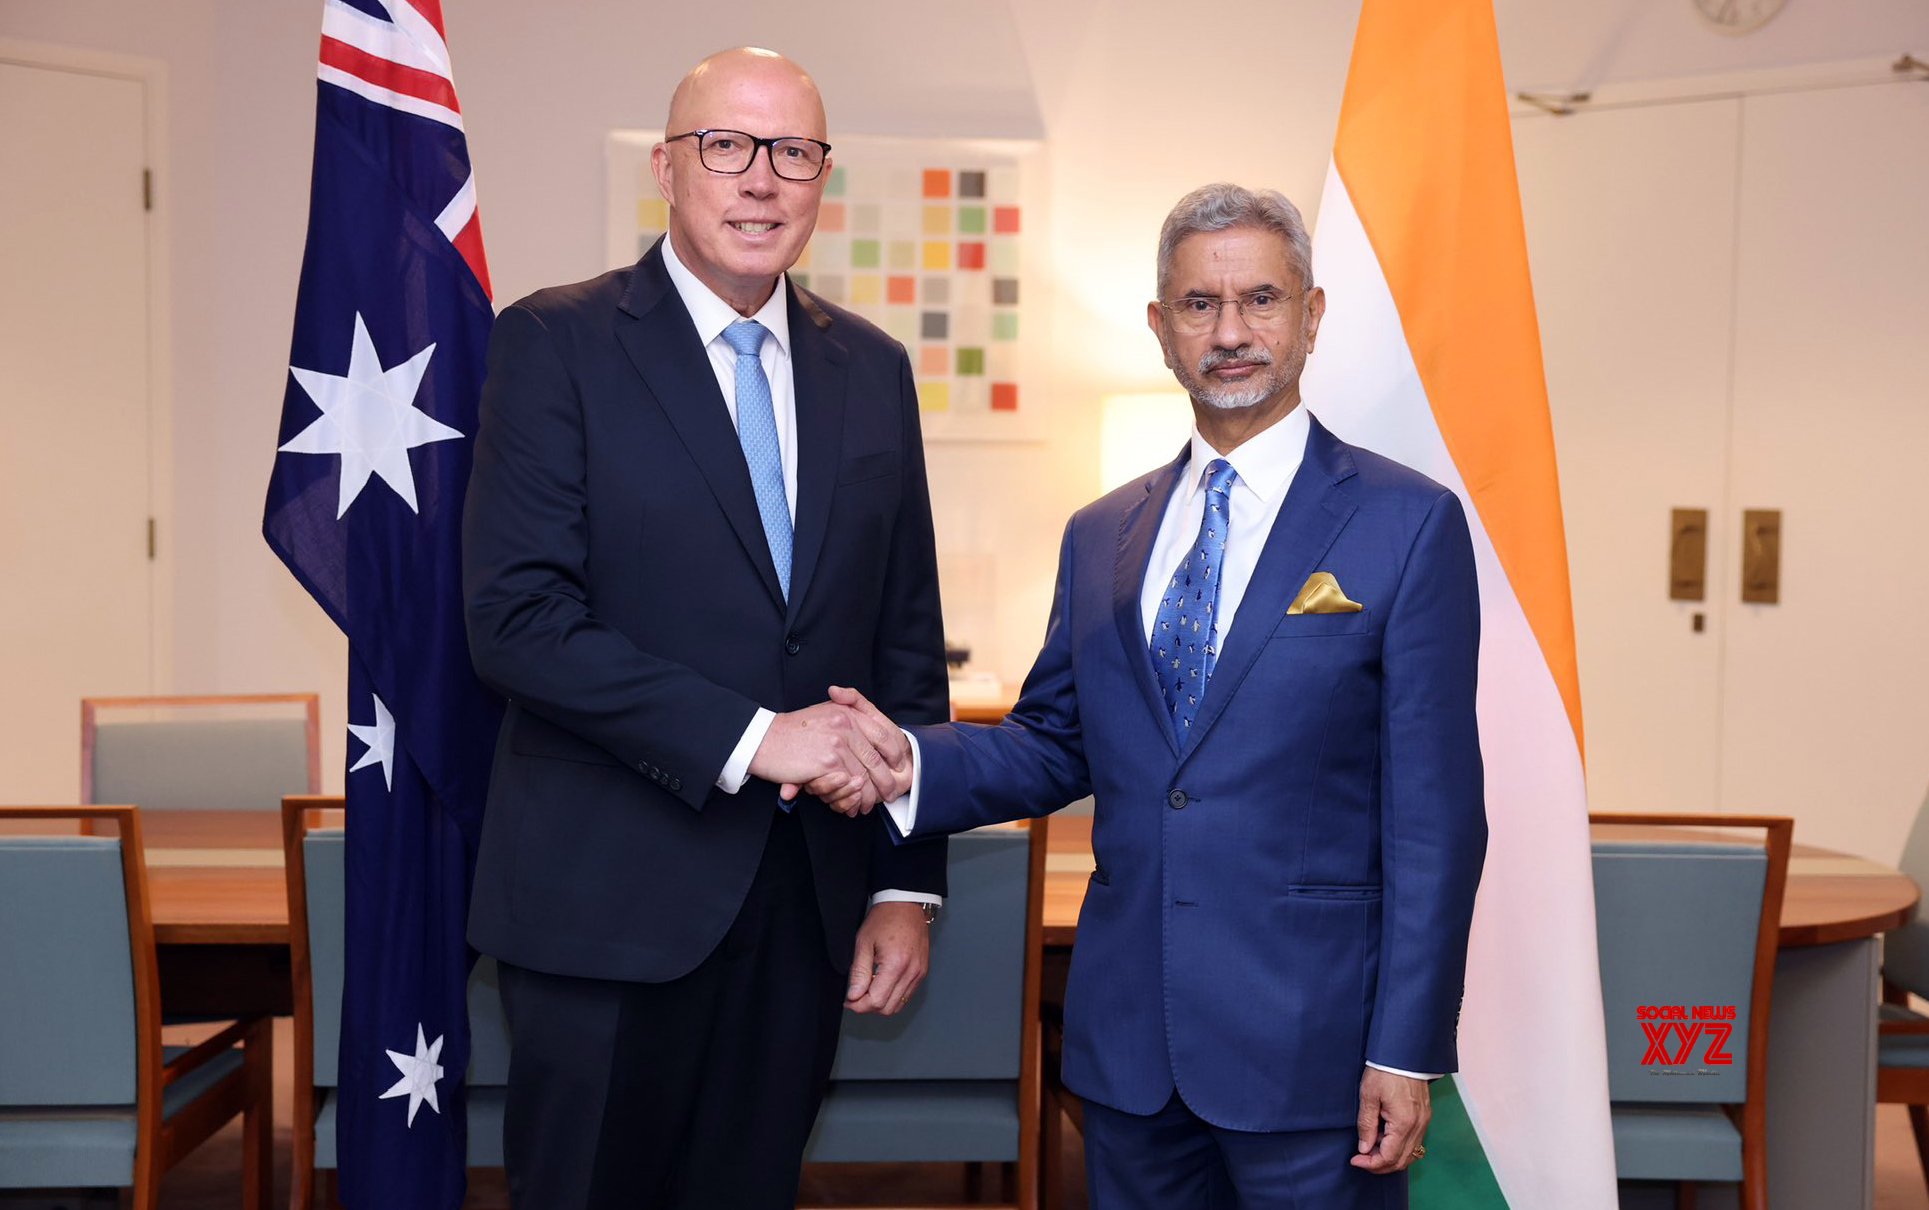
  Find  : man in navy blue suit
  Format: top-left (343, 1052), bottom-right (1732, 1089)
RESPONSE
top-left (842, 183), bottom-right (1488, 1208)
top-left (464, 48), bottom-right (948, 1209)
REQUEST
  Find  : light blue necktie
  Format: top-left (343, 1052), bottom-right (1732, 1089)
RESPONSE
top-left (1151, 458), bottom-right (1237, 738)
top-left (722, 320), bottom-right (792, 599)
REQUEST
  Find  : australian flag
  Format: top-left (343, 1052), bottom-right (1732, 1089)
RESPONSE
top-left (263, 2), bottom-right (500, 1206)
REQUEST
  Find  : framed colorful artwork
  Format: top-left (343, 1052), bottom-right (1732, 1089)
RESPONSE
top-left (606, 131), bottom-right (1045, 440)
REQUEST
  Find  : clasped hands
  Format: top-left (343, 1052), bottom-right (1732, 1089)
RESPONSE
top-left (747, 686), bottom-right (908, 815)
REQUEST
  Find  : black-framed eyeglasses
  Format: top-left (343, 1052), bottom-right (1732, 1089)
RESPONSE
top-left (1157, 288), bottom-right (1304, 334)
top-left (665, 129), bottom-right (833, 181)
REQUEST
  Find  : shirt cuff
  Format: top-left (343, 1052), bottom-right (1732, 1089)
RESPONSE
top-left (869, 889), bottom-right (943, 907)
top-left (717, 708), bottom-right (776, 793)
top-left (881, 729), bottom-right (921, 838)
top-left (1366, 1062), bottom-right (1441, 1081)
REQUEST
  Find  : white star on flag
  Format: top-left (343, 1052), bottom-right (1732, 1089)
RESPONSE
top-left (280, 312), bottom-right (462, 517)
top-left (380, 1024), bottom-right (446, 1127)
top-left (347, 693), bottom-right (396, 790)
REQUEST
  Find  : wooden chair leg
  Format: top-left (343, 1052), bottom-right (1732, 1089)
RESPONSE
top-left (965, 1160), bottom-right (986, 1201)
top-left (243, 1017), bottom-right (274, 1210)
top-left (1909, 1105), bottom-right (1929, 1192)
top-left (1675, 1181), bottom-right (1697, 1210)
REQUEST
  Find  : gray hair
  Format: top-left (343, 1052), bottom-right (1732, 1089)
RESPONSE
top-left (1156, 183), bottom-right (1314, 299)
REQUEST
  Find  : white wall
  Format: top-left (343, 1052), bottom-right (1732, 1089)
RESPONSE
top-left (1, 0), bottom-right (1923, 792)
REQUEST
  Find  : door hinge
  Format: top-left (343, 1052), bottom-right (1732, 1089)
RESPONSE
top-left (143, 168), bottom-right (153, 212)
top-left (147, 517), bottom-right (156, 560)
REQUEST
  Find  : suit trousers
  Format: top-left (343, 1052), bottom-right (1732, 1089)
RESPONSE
top-left (497, 806), bottom-right (847, 1209)
top-left (1081, 1092), bottom-right (1408, 1210)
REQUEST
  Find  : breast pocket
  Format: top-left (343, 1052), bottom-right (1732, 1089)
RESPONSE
top-left (1268, 610), bottom-right (1376, 640)
top-left (837, 450), bottom-right (898, 485)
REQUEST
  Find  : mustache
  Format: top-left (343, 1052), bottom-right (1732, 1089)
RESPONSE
top-left (1196, 345), bottom-right (1274, 375)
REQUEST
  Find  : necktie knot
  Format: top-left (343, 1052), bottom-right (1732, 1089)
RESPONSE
top-left (1203, 458), bottom-right (1237, 500)
top-left (722, 319), bottom-right (767, 359)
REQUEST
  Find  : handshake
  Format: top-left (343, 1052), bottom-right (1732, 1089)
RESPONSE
top-left (747, 686), bottom-right (911, 816)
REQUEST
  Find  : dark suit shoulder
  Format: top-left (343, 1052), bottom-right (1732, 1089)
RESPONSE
top-left (1336, 440), bottom-right (1456, 503)
top-left (789, 282), bottom-right (904, 362)
top-left (500, 265), bottom-right (633, 327)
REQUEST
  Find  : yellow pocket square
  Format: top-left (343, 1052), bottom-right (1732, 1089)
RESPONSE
top-left (1287, 572), bottom-right (1365, 615)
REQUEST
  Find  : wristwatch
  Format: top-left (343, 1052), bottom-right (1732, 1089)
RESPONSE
top-left (921, 903), bottom-right (940, 925)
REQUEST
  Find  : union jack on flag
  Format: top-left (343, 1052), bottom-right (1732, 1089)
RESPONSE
top-left (263, 1), bottom-right (500, 1205)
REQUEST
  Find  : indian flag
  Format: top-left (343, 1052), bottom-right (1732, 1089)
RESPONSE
top-left (1301, 0), bottom-right (1616, 1205)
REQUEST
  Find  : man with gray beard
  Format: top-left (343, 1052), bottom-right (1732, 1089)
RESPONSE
top-left (833, 183), bottom-right (1488, 1207)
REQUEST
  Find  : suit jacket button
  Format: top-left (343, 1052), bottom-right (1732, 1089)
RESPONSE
top-left (670, 778), bottom-right (682, 792)
top-left (1168, 789), bottom-right (1188, 810)
top-left (785, 634), bottom-right (803, 656)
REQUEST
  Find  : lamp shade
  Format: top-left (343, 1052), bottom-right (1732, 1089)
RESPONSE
top-left (1099, 393), bottom-right (1192, 492)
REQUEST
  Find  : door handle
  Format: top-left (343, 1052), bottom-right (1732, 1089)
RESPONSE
top-left (1741, 509), bottom-right (1781, 604)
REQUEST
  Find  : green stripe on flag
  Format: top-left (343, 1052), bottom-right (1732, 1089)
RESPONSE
top-left (1411, 1075), bottom-right (1508, 1208)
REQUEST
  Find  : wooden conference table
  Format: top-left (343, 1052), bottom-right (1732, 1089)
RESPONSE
top-left (134, 808), bottom-right (1914, 1208)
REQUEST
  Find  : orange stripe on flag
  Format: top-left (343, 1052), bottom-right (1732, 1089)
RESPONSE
top-left (1332, 0), bottom-right (1583, 751)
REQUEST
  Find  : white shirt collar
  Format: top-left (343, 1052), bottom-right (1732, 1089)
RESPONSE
top-left (660, 231), bottom-right (792, 358)
top-left (1180, 403), bottom-right (1312, 505)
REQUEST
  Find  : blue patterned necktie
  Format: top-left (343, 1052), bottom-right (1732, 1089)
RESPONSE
top-left (1151, 458), bottom-right (1238, 738)
top-left (722, 320), bottom-right (792, 599)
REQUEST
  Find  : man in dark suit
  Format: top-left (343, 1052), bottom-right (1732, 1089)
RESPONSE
top-left (841, 183), bottom-right (1487, 1208)
top-left (462, 47), bottom-right (947, 1209)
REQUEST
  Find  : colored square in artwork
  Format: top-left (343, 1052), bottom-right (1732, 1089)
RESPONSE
top-left (920, 381), bottom-right (951, 412)
top-left (991, 382), bottom-right (1019, 412)
top-left (956, 347), bottom-right (985, 376)
top-left (922, 205), bottom-right (952, 236)
top-left (993, 312), bottom-right (1019, 341)
top-left (791, 243), bottom-right (813, 271)
top-left (636, 197), bottom-right (669, 231)
top-left (886, 275), bottom-right (917, 304)
top-left (987, 344), bottom-right (1019, 380)
top-left (825, 166), bottom-right (847, 197)
top-left (921, 276), bottom-right (951, 305)
top-left (922, 169), bottom-right (952, 198)
top-left (990, 240), bottom-right (1021, 274)
top-left (957, 242), bottom-right (987, 271)
top-left (850, 239), bottom-right (881, 268)
top-left (882, 309), bottom-right (920, 347)
top-left (919, 344), bottom-right (950, 376)
top-left (888, 240), bottom-right (918, 270)
top-left (987, 167), bottom-right (1020, 201)
top-left (851, 203), bottom-right (881, 233)
top-left (993, 205), bottom-right (1022, 234)
top-left (813, 275), bottom-right (846, 303)
top-left (992, 277), bottom-right (1019, 305)
top-left (850, 275), bottom-right (883, 305)
top-left (920, 311), bottom-right (949, 340)
top-left (958, 170), bottom-right (987, 199)
top-left (818, 202), bottom-right (847, 233)
top-left (957, 205), bottom-right (987, 234)
top-left (883, 203), bottom-right (920, 237)
top-left (922, 241), bottom-right (951, 271)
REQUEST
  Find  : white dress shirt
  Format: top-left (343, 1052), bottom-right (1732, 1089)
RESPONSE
top-left (662, 234), bottom-right (934, 909)
top-left (888, 404), bottom-right (1431, 1076)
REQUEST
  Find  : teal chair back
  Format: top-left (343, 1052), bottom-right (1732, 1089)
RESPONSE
top-left (84, 694), bottom-right (320, 810)
top-left (805, 822), bottom-right (1041, 1182)
top-left (1591, 814), bottom-right (1791, 1210)
top-left (0, 836), bottom-right (140, 1107)
top-left (295, 815), bottom-right (510, 1172)
top-left (1596, 841), bottom-right (1766, 1103)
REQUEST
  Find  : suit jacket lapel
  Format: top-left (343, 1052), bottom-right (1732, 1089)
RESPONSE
top-left (1114, 447), bottom-right (1191, 757)
top-left (1180, 415), bottom-right (1359, 761)
top-left (784, 285), bottom-right (847, 624)
top-left (614, 241), bottom-right (785, 613)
